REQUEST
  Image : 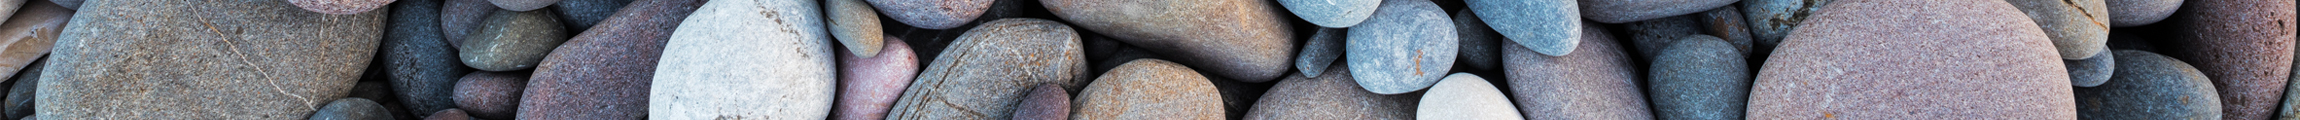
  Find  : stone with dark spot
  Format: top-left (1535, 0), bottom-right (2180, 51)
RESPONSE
top-left (1452, 10), bottom-right (1501, 71)
top-left (1044, 0), bottom-right (1295, 82)
top-left (864, 0), bottom-right (991, 29)
top-left (1012, 84), bottom-right (1070, 120)
top-left (487, 0), bottom-right (556, 11)
top-left (2076, 50), bottom-right (2220, 119)
top-left (453, 71), bottom-right (525, 119)
top-left (551, 0), bottom-right (631, 30)
top-left (1070, 59), bottom-right (1223, 120)
top-left (1416, 73), bottom-right (1520, 120)
top-left (1277, 0), bottom-right (1377, 27)
top-left (1647, 36), bottom-right (1748, 120)
top-left (828, 0), bottom-right (884, 58)
top-left (2008, 0), bottom-right (2109, 59)
top-left (1504, 21), bottom-right (1651, 119)
top-left (1576, 0), bottom-right (1735, 23)
top-left (1243, 66), bottom-right (1415, 120)
top-left (440, 0), bottom-right (496, 47)
top-left (2106, 0), bottom-right (2180, 27)
top-left (2068, 50), bottom-right (2114, 87)
top-left (1749, 0), bottom-right (2074, 119)
top-left (308, 98), bottom-right (394, 120)
top-left (1294, 28), bottom-right (1342, 77)
top-left (516, 0), bottom-right (703, 119)
top-left (885, 18), bottom-right (1087, 120)
top-left (37, 0), bottom-right (382, 119)
top-left (379, 0), bottom-right (472, 117)
top-left (1739, 0), bottom-right (1833, 47)
top-left (1347, 0), bottom-right (1455, 94)
top-left (458, 9), bottom-right (569, 71)
top-left (1465, 0), bottom-right (1580, 56)
top-left (652, 0), bottom-right (835, 118)
top-left (290, 0), bottom-right (393, 14)
top-left (2163, 0), bottom-right (2294, 119)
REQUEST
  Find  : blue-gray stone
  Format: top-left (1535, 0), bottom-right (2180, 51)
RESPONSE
top-left (1295, 28), bottom-right (1343, 77)
top-left (1624, 15), bottom-right (1701, 57)
top-left (308, 98), bottom-right (394, 120)
top-left (1739, 0), bottom-right (1832, 47)
top-left (1646, 35), bottom-right (1748, 120)
top-left (457, 9), bottom-right (569, 71)
top-left (552, 0), bottom-right (633, 30)
top-left (1453, 10), bottom-right (1502, 71)
top-left (1465, 0), bottom-right (1579, 56)
top-left (1347, 0), bottom-right (1455, 95)
top-left (380, 0), bottom-right (475, 117)
top-left (1278, 0), bottom-right (1378, 28)
top-left (2075, 50), bottom-right (2220, 119)
top-left (2069, 50), bottom-right (2114, 87)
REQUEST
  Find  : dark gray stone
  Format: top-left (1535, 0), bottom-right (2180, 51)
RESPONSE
top-left (1624, 15), bottom-right (1701, 57)
top-left (2069, 50), bottom-right (2114, 87)
top-left (347, 82), bottom-right (417, 120)
top-left (1347, 0), bottom-right (1455, 94)
top-left (308, 98), bottom-right (394, 120)
top-left (487, 0), bottom-right (557, 11)
top-left (1697, 6), bottom-right (1755, 56)
top-left (1294, 28), bottom-right (1343, 77)
top-left (38, 0), bottom-right (382, 119)
top-left (47, 0), bottom-right (70, 10)
top-left (1244, 66), bottom-right (1416, 120)
top-left (2, 59), bottom-right (37, 120)
top-left (1646, 35), bottom-right (1748, 120)
top-left (2165, 0), bottom-right (2295, 119)
top-left (1576, 0), bottom-right (1736, 23)
top-left (2076, 50), bottom-right (2220, 119)
top-left (1739, 0), bottom-right (1832, 47)
top-left (884, 18), bottom-right (1087, 120)
top-left (1278, 0), bottom-right (1378, 27)
top-left (2008, 0), bottom-right (2109, 59)
top-left (2106, 0), bottom-right (2180, 27)
top-left (550, 0), bottom-right (631, 30)
top-left (517, 0), bottom-right (703, 119)
top-left (458, 9), bottom-right (569, 71)
top-left (1465, 0), bottom-right (1580, 56)
top-left (380, 0), bottom-right (473, 117)
top-left (440, 0), bottom-right (496, 48)
top-left (1504, 21), bottom-right (1652, 119)
top-left (1012, 84), bottom-right (1069, 120)
top-left (1452, 10), bottom-right (1502, 71)
top-left (453, 71), bottom-right (525, 119)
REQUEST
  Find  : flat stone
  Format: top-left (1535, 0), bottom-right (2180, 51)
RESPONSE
top-left (1697, 6), bottom-right (1755, 55)
top-left (379, 0), bottom-right (472, 117)
top-left (440, 0), bottom-right (496, 47)
top-left (458, 9), bottom-right (569, 71)
top-left (863, 0), bottom-right (991, 29)
top-left (1278, 0), bottom-right (1377, 27)
top-left (1243, 66), bottom-right (1415, 120)
top-left (453, 71), bottom-right (526, 119)
top-left (2077, 50), bottom-right (2220, 119)
top-left (2, 59), bottom-right (38, 120)
top-left (37, 0), bottom-right (382, 119)
top-left (422, 109), bottom-right (474, 120)
top-left (2009, 0), bottom-right (2110, 59)
top-left (828, 0), bottom-right (884, 58)
top-left (2106, 0), bottom-right (2180, 27)
top-left (1465, 0), bottom-right (1579, 56)
top-left (308, 98), bottom-right (394, 120)
top-left (1294, 28), bottom-right (1343, 77)
top-left (1012, 84), bottom-right (1070, 120)
top-left (2069, 50), bottom-right (2114, 87)
top-left (518, 0), bottom-right (703, 119)
top-left (551, 0), bottom-right (631, 29)
top-left (2165, 0), bottom-right (2295, 119)
top-left (651, 0), bottom-right (834, 118)
top-left (487, 0), bottom-right (556, 11)
top-left (834, 36), bottom-right (918, 120)
top-left (1647, 36), bottom-right (1748, 120)
top-left (1347, 0), bottom-right (1454, 94)
top-left (1739, 0), bottom-right (1833, 47)
top-left (1624, 15), bottom-right (1701, 57)
top-left (1576, 0), bottom-right (1734, 23)
top-left (884, 18), bottom-right (1087, 120)
top-left (1044, 0), bottom-right (1295, 82)
top-left (1416, 73), bottom-right (1520, 120)
top-left (1071, 59), bottom-right (1223, 119)
top-left (290, 0), bottom-right (392, 14)
top-left (1749, 0), bottom-right (2074, 119)
top-left (0, 0), bottom-right (66, 82)
top-left (1503, 21), bottom-right (1651, 119)
top-left (1452, 10), bottom-right (1501, 71)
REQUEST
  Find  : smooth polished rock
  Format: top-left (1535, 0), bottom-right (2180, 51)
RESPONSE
top-left (1453, 10), bottom-right (1502, 71)
top-left (2078, 50), bottom-right (2220, 119)
top-left (37, 0), bottom-right (383, 119)
top-left (884, 18), bottom-right (1087, 120)
top-left (1416, 73), bottom-right (1520, 120)
top-left (2166, 0), bottom-right (2295, 119)
top-left (1043, 0), bottom-right (1295, 82)
top-left (2009, 0), bottom-right (2110, 59)
top-left (487, 0), bottom-right (557, 11)
top-left (2106, 0), bottom-right (2180, 27)
top-left (1503, 21), bottom-right (1651, 120)
top-left (864, 0), bottom-right (991, 29)
top-left (379, 0), bottom-right (472, 117)
top-left (517, 0), bottom-right (704, 119)
top-left (458, 9), bottom-right (569, 71)
top-left (453, 71), bottom-right (525, 119)
top-left (0, 0), bottom-right (67, 82)
top-left (1697, 6), bottom-right (1754, 55)
top-left (1749, 0), bottom-right (2074, 119)
top-left (1070, 59), bottom-right (1223, 120)
top-left (1465, 0), bottom-right (1580, 56)
top-left (2069, 51), bottom-right (2115, 87)
top-left (1012, 84), bottom-right (1070, 120)
top-left (651, 0), bottom-right (835, 119)
top-left (551, 0), bottom-right (632, 29)
top-left (1576, 0), bottom-right (1736, 23)
top-left (2, 59), bottom-right (36, 120)
top-left (1278, 0), bottom-right (1377, 27)
top-left (440, 0), bottom-right (496, 47)
top-left (1347, 0), bottom-right (1455, 94)
top-left (1647, 36), bottom-right (1749, 120)
top-left (828, 0), bottom-right (884, 58)
top-left (833, 37), bottom-right (918, 120)
top-left (1294, 28), bottom-right (1343, 77)
top-left (1739, 0), bottom-right (1833, 47)
top-left (291, 0), bottom-right (393, 14)
top-left (308, 98), bottom-right (394, 120)
top-left (1243, 66), bottom-right (1415, 120)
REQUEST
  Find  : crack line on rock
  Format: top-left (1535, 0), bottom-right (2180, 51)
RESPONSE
top-left (198, 19), bottom-right (315, 111)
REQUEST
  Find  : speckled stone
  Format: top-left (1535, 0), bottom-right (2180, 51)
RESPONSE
top-left (439, 0), bottom-right (495, 47)
top-left (1070, 59), bottom-right (1223, 120)
top-left (2077, 50), bottom-right (2220, 119)
top-left (452, 71), bottom-right (525, 119)
top-left (1576, 0), bottom-right (1735, 23)
top-left (2009, 0), bottom-right (2109, 59)
top-left (1347, 0), bottom-right (1454, 94)
top-left (1697, 6), bottom-right (1754, 55)
top-left (833, 37), bottom-right (918, 120)
top-left (1416, 73), bottom-right (1520, 120)
top-left (884, 18), bottom-right (1087, 120)
top-left (486, 0), bottom-right (556, 11)
top-left (1452, 10), bottom-right (1502, 71)
top-left (2069, 51), bottom-right (2114, 87)
top-left (517, 0), bottom-right (703, 119)
top-left (1043, 0), bottom-right (1295, 82)
top-left (422, 109), bottom-right (474, 120)
top-left (2165, 0), bottom-right (2295, 119)
top-left (1624, 15), bottom-right (1701, 57)
top-left (1243, 66), bottom-right (1415, 120)
top-left (828, 0), bottom-right (884, 58)
top-left (37, 0), bottom-right (382, 119)
top-left (1503, 21), bottom-right (1651, 119)
top-left (1465, 0), bottom-right (1580, 56)
top-left (1647, 36), bottom-right (1748, 120)
top-left (458, 9), bottom-right (568, 71)
top-left (1739, 0), bottom-right (1833, 47)
top-left (2, 59), bottom-right (37, 120)
top-left (1749, 0), bottom-right (2074, 119)
top-left (379, 0), bottom-right (472, 117)
top-left (0, 0), bottom-right (67, 82)
top-left (550, 0), bottom-right (631, 29)
top-left (2106, 0), bottom-right (2180, 27)
top-left (863, 0), bottom-right (991, 29)
top-left (1294, 28), bottom-right (1343, 77)
top-left (651, 0), bottom-right (834, 118)
top-left (291, 0), bottom-right (392, 14)
top-left (1012, 84), bottom-right (1070, 120)
top-left (308, 98), bottom-right (394, 120)
top-left (1277, 0), bottom-right (1377, 27)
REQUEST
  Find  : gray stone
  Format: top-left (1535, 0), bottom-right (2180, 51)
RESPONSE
top-left (1504, 21), bottom-right (1652, 119)
top-left (37, 0), bottom-right (382, 119)
top-left (2069, 50), bottom-right (2114, 87)
top-left (1347, 0), bottom-right (1455, 94)
top-left (308, 98), bottom-right (394, 120)
top-left (1577, 0), bottom-right (1736, 23)
top-left (651, 0), bottom-right (834, 118)
top-left (1697, 6), bottom-right (1755, 56)
top-left (884, 18), bottom-right (1087, 120)
top-left (828, 0), bottom-right (884, 58)
top-left (1044, 0), bottom-right (1295, 82)
top-left (487, 0), bottom-right (556, 11)
top-left (1013, 84), bottom-right (1070, 120)
top-left (834, 36), bottom-right (918, 120)
top-left (0, 0), bottom-right (65, 82)
top-left (1294, 28), bottom-right (1343, 78)
top-left (453, 72), bottom-right (525, 119)
top-left (290, 0), bottom-right (391, 14)
top-left (1278, 0), bottom-right (1378, 27)
top-left (379, 0), bottom-right (473, 117)
top-left (458, 9), bottom-right (569, 71)
top-left (1070, 59), bottom-right (1223, 120)
top-left (1624, 15), bottom-right (1701, 57)
top-left (2, 59), bottom-right (37, 120)
top-left (440, 0), bottom-right (496, 48)
top-left (2009, 0), bottom-right (2110, 59)
top-left (2077, 50), bottom-right (2220, 119)
top-left (1416, 73), bottom-right (1521, 120)
top-left (551, 0), bottom-right (631, 29)
top-left (518, 0), bottom-right (703, 119)
top-left (1739, 0), bottom-right (1833, 47)
top-left (1465, 0), bottom-right (1580, 56)
top-left (1452, 10), bottom-right (1502, 71)
top-left (2106, 0), bottom-right (2180, 27)
top-left (863, 0), bottom-right (991, 29)
top-left (1243, 66), bottom-right (1415, 120)
top-left (1647, 36), bottom-right (1748, 120)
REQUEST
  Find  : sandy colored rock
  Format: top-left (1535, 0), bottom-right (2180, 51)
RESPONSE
top-left (291, 0), bottom-right (393, 14)
top-left (828, 0), bottom-right (884, 58)
top-left (0, 0), bottom-right (66, 82)
top-left (1749, 0), bottom-right (2074, 119)
top-left (1070, 59), bottom-right (1222, 120)
top-left (36, 0), bottom-right (383, 119)
top-left (1043, 0), bottom-right (1295, 82)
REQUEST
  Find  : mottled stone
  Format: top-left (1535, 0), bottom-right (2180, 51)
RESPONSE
top-left (1577, 0), bottom-right (1735, 23)
top-left (1624, 15), bottom-right (1701, 57)
top-left (1294, 28), bottom-right (1343, 77)
top-left (458, 9), bottom-right (569, 71)
top-left (1347, 0), bottom-right (1454, 94)
top-left (2106, 0), bottom-right (2180, 27)
top-left (1243, 66), bottom-right (1415, 120)
top-left (2009, 0), bottom-right (2110, 59)
top-left (1749, 0), bottom-right (2074, 119)
top-left (440, 0), bottom-right (496, 47)
top-left (551, 0), bottom-right (631, 29)
top-left (1044, 0), bottom-right (1295, 82)
top-left (885, 18), bottom-right (1087, 120)
top-left (651, 0), bottom-right (835, 118)
top-left (36, 0), bottom-right (382, 119)
top-left (0, 0), bottom-right (66, 81)
top-left (517, 0), bottom-right (703, 119)
top-left (1452, 10), bottom-right (1501, 71)
top-left (453, 72), bottom-right (525, 119)
top-left (1070, 59), bottom-right (1223, 120)
top-left (309, 98), bottom-right (394, 120)
top-left (828, 0), bottom-right (884, 58)
top-left (1647, 36), bottom-right (1748, 120)
top-left (2165, 0), bottom-right (2295, 119)
top-left (1465, 0), bottom-right (1579, 56)
top-left (2078, 50), bottom-right (2220, 119)
top-left (2069, 51), bottom-right (2114, 87)
top-left (863, 0), bottom-right (990, 29)
top-left (1013, 84), bottom-right (1070, 120)
top-left (2, 59), bottom-right (37, 120)
top-left (1739, 0), bottom-right (1833, 47)
top-left (1697, 6), bottom-right (1755, 55)
top-left (1416, 73), bottom-right (1520, 120)
top-left (379, 0), bottom-right (472, 117)
top-left (1503, 21), bottom-right (1651, 119)
top-left (1277, 0), bottom-right (1377, 27)
top-left (487, 0), bottom-right (555, 11)
top-left (291, 0), bottom-right (392, 14)
top-left (423, 109), bottom-right (474, 120)
top-left (833, 37), bottom-right (917, 120)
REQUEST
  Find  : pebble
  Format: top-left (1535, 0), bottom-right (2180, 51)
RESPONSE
top-left (290, 0), bottom-right (391, 14)
top-left (1739, 0), bottom-right (1833, 47)
top-left (517, 0), bottom-right (703, 119)
top-left (1647, 36), bottom-right (1748, 120)
top-left (1070, 59), bottom-right (1223, 120)
top-left (0, 0), bottom-right (65, 81)
top-left (1624, 15), bottom-right (1701, 57)
top-left (1044, 0), bottom-right (1295, 82)
top-left (1452, 10), bottom-right (1501, 71)
top-left (834, 36), bottom-right (918, 120)
top-left (651, 0), bottom-right (834, 118)
top-left (1576, 0), bottom-right (1735, 23)
top-left (1347, 0), bottom-right (1455, 94)
top-left (1416, 73), bottom-right (1521, 120)
top-left (2009, 0), bottom-right (2110, 59)
top-left (2, 59), bottom-right (36, 120)
top-left (1503, 21), bottom-right (1651, 119)
top-left (346, 82), bottom-right (415, 119)
top-left (2106, 0), bottom-right (2180, 27)
top-left (1243, 66), bottom-right (1415, 120)
top-left (458, 9), bottom-right (569, 71)
top-left (453, 71), bottom-right (526, 119)
top-left (1465, 0), bottom-right (1580, 56)
top-left (1293, 28), bottom-right (1343, 77)
top-left (2068, 50), bottom-right (2114, 87)
top-left (1277, 0), bottom-right (1377, 27)
top-left (379, 0), bottom-right (472, 117)
top-left (1749, 0), bottom-right (2073, 119)
top-left (828, 0), bottom-right (885, 58)
top-left (440, 0), bottom-right (496, 47)
top-left (309, 98), bottom-right (394, 120)
top-left (39, 0), bottom-right (382, 119)
top-left (487, 0), bottom-right (555, 11)
top-left (863, 0), bottom-right (991, 29)
top-left (1012, 84), bottom-right (1070, 120)
top-left (423, 109), bottom-right (474, 120)
top-left (2166, 0), bottom-right (2295, 119)
top-left (551, 0), bottom-right (631, 29)
top-left (2289, 56), bottom-right (2300, 120)
top-left (1697, 6), bottom-right (1755, 55)
top-left (884, 18), bottom-right (1087, 119)
top-left (2076, 50), bottom-right (2220, 119)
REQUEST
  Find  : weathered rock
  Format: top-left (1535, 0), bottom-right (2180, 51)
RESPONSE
top-left (0, 0), bottom-right (67, 82)
top-left (440, 0), bottom-right (496, 47)
top-left (2, 59), bottom-right (38, 120)
top-left (2165, 0), bottom-right (2295, 119)
top-left (1624, 15), bottom-right (1701, 57)
top-left (1294, 28), bottom-right (1343, 77)
top-left (453, 71), bottom-right (525, 119)
top-left (1697, 6), bottom-right (1755, 55)
top-left (2069, 51), bottom-right (2114, 87)
top-left (487, 0), bottom-right (556, 11)
top-left (1416, 73), bottom-right (1520, 120)
top-left (458, 9), bottom-right (569, 71)
top-left (1739, 0), bottom-right (1833, 47)
top-left (1503, 21), bottom-right (1651, 119)
top-left (1071, 59), bottom-right (1223, 120)
top-left (423, 109), bottom-right (474, 120)
top-left (2009, 0), bottom-right (2110, 59)
top-left (379, 0), bottom-right (472, 117)
top-left (884, 18), bottom-right (1087, 120)
top-left (1013, 84), bottom-right (1070, 120)
top-left (651, 0), bottom-right (835, 118)
top-left (1347, 0), bottom-right (1454, 94)
top-left (1577, 0), bottom-right (1735, 23)
top-left (2106, 0), bottom-right (2180, 27)
top-left (864, 0), bottom-right (990, 29)
top-left (308, 98), bottom-right (394, 120)
top-left (517, 0), bottom-right (703, 119)
top-left (1277, 0), bottom-right (1377, 27)
top-left (551, 0), bottom-right (631, 29)
top-left (2077, 50), bottom-right (2220, 119)
top-left (1452, 10), bottom-right (1501, 71)
top-left (1749, 0), bottom-right (2074, 119)
top-left (291, 0), bottom-right (392, 14)
top-left (37, 0), bottom-right (382, 119)
top-left (1647, 36), bottom-right (1748, 120)
top-left (832, 36), bottom-right (918, 120)
top-left (828, 0), bottom-right (884, 58)
top-left (1243, 66), bottom-right (1415, 120)
top-left (1465, 0), bottom-right (1579, 56)
top-left (1044, 0), bottom-right (1295, 82)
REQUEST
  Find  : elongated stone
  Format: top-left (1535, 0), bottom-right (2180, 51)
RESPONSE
top-left (1012, 84), bottom-right (1069, 120)
top-left (551, 0), bottom-right (631, 29)
top-left (2078, 50), bottom-right (2219, 119)
top-left (1348, 0), bottom-right (1455, 94)
top-left (651, 0), bottom-right (835, 118)
top-left (828, 0), bottom-right (884, 58)
top-left (2, 59), bottom-right (38, 120)
top-left (38, 0), bottom-right (383, 119)
top-left (1294, 28), bottom-right (1343, 77)
top-left (308, 98), bottom-right (394, 120)
top-left (453, 72), bottom-right (524, 119)
top-left (884, 18), bottom-right (1086, 120)
top-left (379, 0), bottom-right (472, 117)
top-left (2068, 50), bottom-right (2114, 87)
top-left (1504, 21), bottom-right (1651, 119)
top-left (517, 0), bottom-right (704, 119)
top-left (1465, 0), bottom-right (1580, 56)
top-left (1278, 0), bottom-right (1377, 27)
top-left (487, 0), bottom-right (556, 11)
top-left (1071, 59), bottom-right (1223, 120)
top-left (833, 37), bottom-right (918, 120)
top-left (1576, 0), bottom-right (1735, 23)
top-left (2106, 0), bottom-right (2180, 27)
top-left (0, 0), bottom-right (68, 82)
top-left (439, 0), bottom-right (495, 47)
top-left (291, 0), bottom-right (393, 14)
top-left (864, 0), bottom-right (992, 29)
top-left (458, 9), bottom-right (569, 71)
top-left (1043, 0), bottom-right (1295, 82)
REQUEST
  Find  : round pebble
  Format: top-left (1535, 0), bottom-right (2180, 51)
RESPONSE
top-left (1346, 0), bottom-right (1456, 94)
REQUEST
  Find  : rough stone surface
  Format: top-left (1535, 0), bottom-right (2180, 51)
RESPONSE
top-left (1243, 66), bottom-right (1415, 120)
top-left (2078, 50), bottom-right (2221, 119)
top-left (458, 9), bottom-right (568, 71)
top-left (828, 0), bottom-right (884, 58)
top-left (36, 0), bottom-right (383, 119)
top-left (1749, 0), bottom-right (2074, 119)
top-left (2, 59), bottom-right (37, 120)
top-left (1347, 0), bottom-right (1454, 94)
top-left (551, 0), bottom-right (632, 29)
top-left (833, 37), bottom-right (918, 120)
top-left (1044, 0), bottom-right (1295, 82)
top-left (1070, 59), bottom-right (1223, 120)
top-left (864, 0), bottom-right (992, 29)
top-left (379, 0), bottom-right (473, 117)
top-left (651, 0), bottom-right (835, 119)
top-left (1503, 21), bottom-right (1651, 120)
top-left (1278, 0), bottom-right (1377, 27)
top-left (1624, 15), bottom-right (1702, 57)
top-left (1465, 0), bottom-right (1579, 56)
top-left (291, 0), bottom-right (392, 14)
top-left (884, 18), bottom-right (1087, 120)
top-left (517, 0), bottom-right (703, 119)
top-left (423, 109), bottom-right (474, 120)
top-left (1452, 10), bottom-right (1501, 71)
top-left (1416, 73), bottom-right (1520, 120)
top-left (1739, 0), bottom-right (1832, 47)
top-left (487, 0), bottom-right (556, 11)
top-left (1577, 0), bottom-right (1735, 23)
top-left (309, 98), bottom-right (394, 120)
top-left (1012, 84), bottom-right (1070, 120)
top-left (1647, 36), bottom-right (1748, 120)
top-left (2009, 0), bottom-right (2110, 59)
top-left (1293, 28), bottom-right (1343, 77)
top-left (2165, 0), bottom-right (2295, 119)
top-left (1697, 6), bottom-right (1755, 55)
top-left (0, 0), bottom-right (67, 82)
top-left (2069, 50), bottom-right (2115, 87)
top-left (2106, 0), bottom-right (2180, 27)
top-left (440, 0), bottom-right (496, 47)
top-left (452, 72), bottom-right (525, 119)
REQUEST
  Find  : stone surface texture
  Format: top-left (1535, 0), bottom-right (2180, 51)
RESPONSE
top-left (1069, 59), bottom-right (1223, 120)
top-left (833, 37), bottom-right (918, 120)
top-left (2007, 0), bottom-right (2110, 59)
top-left (1576, 0), bottom-right (1736, 23)
top-left (1042, 0), bottom-right (1296, 82)
top-left (864, 0), bottom-right (992, 29)
top-left (650, 0), bottom-right (835, 119)
top-left (36, 0), bottom-right (383, 119)
top-left (291, 0), bottom-right (393, 14)
top-left (1243, 66), bottom-right (1415, 120)
top-left (2078, 50), bottom-right (2220, 119)
top-left (1502, 21), bottom-right (1651, 119)
top-left (1748, 0), bottom-right (2075, 119)
top-left (1277, 0), bottom-right (1377, 27)
top-left (1465, 0), bottom-right (1580, 56)
top-left (2164, 0), bottom-right (2295, 119)
top-left (516, 0), bottom-right (704, 119)
top-left (2105, 0), bottom-right (2180, 27)
top-left (883, 18), bottom-right (1087, 120)
top-left (1415, 73), bottom-right (1520, 120)
top-left (1347, 0), bottom-right (1455, 94)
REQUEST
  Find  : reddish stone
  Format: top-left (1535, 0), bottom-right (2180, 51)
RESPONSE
top-left (1749, 0), bottom-right (2074, 119)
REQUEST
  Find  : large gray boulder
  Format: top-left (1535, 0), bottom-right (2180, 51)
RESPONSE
top-left (37, 0), bottom-right (384, 119)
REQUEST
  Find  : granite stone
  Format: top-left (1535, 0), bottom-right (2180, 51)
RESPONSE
top-left (453, 71), bottom-right (525, 119)
top-left (650, 0), bottom-right (835, 118)
top-left (2164, 0), bottom-right (2296, 119)
top-left (2077, 50), bottom-right (2220, 119)
top-left (1647, 36), bottom-right (1748, 120)
top-left (1748, 0), bottom-right (2075, 118)
top-left (884, 18), bottom-right (1087, 120)
top-left (37, 0), bottom-right (383, 119)
top-left (1503, 21), bottom-right (1651, 119)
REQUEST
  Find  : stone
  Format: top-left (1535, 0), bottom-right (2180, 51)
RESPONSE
top-left (2069, 51), bottom-right (2114, 87)
top-left (1739, 0), bottom-right (1833, 47)
top-left (2165, 0), bottom-right (2295, 119)
top-left (833, 36), bottom-right (918, 120)
top-left (1452, 10), bottom-right (1501, 71)
top-left (1203, 72), bottom-right (1272, 120)
top-left (36, 0), bottom-right (382, 119)
top-left (345, 81), bottom-right (415, 119)
top-left (487, 0), bottom-right (556, 11)
top-left (2106, 0), bottom-right (2180, 27)
top-left (1697, 6), bottom-right (1755, 55)
top-left (1277, 0), bottom-right (1377, 27)
top-left (453, 71), bottom-right (525, 119)
top-left (1624, 15), bottom-right (1701, 57)
top-left (1503, 21), bottom-right (1651, 119)
top-left (1416, 73), bottom-right (1520, 120)
top-left (1070, 59), bottom-right (1223, 119)
top-left (423, 109), bottom-right (474, 120)
top-left (440, 0), bottom-right (496, 47)
top-left (1647, 36), bottom-right (1748, 120)
top-left (1044, 0), bottom-right (1295, 82)
top-left (1464, 0), bottom-right (1579, 56)
top-left (290, 0), bottom-right (392, 14)
top-left (0, 0), bottom-right (66, 82)
top-left (459, 9), bottom-right (569, 71)
top-left (379, 0), bottom-right (473, 117)
top-left (2290, 56), bottom-right (2300, 120)
top-left (1346, 0), bottom-right (1454, 94)
top-left (864, 0), bottom-right (991, 29)
top-left (517, 0), bottom-right (703, 119)
top-left (828, 0), bottom-right (884, 58)
top-left (308, 98), bottom-right (394, 120)
top-left (1749, 0), bottom-right (2074, 119)
top-left (2009, 0), bottom-right (2110, 59)
top-left (2077, 50), bottom-right (2220, 119)
top-left (2, 59), bottom-right (36, 120)
top-left (551, 0), bottom-right (632, 29)
top-left (1576, 0), bottom-right (1735, 23)
top-left (651, 0), bottom-right (835, 118)
top-left (1243, 66), bottom-right (1415, 120)
top-left (1294, 28), bottom-right (1343, 77)
top-left (884, 18), bottom-right (1087, 120)
top-left (1012, 84), bottom-right (1070, 120)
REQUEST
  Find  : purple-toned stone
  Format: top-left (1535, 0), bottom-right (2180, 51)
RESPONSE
top-left (1503, 21), bottom-right (1652, 119)
top-left (1749, 0), bottom-right (2075, 118)
top-left (1012, 84), bottom-right (1070, 120)
top-left (515, 0), bottom-right (703, 119)
top-left (1043, 0), bottom-right (1295, 82)
top-left (486, 0), bottom-right (556, 11)
top-left (453, 71), bottom-right (526, 119)
top-left (833, 37), bottom-right (919, 120)
top-left (2164, 0), bottom-right (2295, 119)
